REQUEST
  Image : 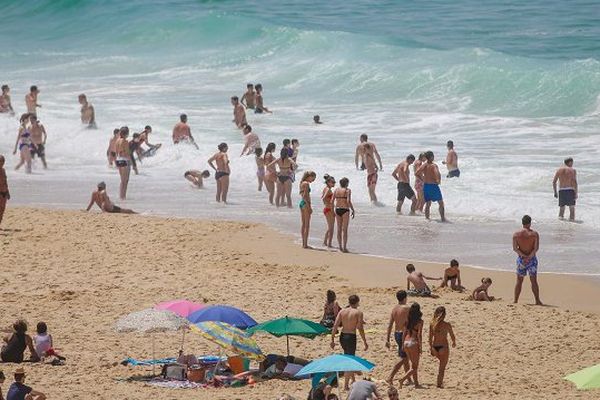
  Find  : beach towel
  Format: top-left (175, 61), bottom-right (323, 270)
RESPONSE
top-left (121, 357), bottom-right (176, 367)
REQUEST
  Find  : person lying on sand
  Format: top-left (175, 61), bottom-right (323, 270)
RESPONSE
top-left (406, 263), bottom-right (441, 296)
top-left (440, 259), bottom-right (465, 291)
top-left (85, 182), bottom-right (135, 214)
top-left (184, 170), bottom-right (210, 188)
top-left (472, 278), bottom-right (495, 301)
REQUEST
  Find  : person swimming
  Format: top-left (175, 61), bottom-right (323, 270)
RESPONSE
top-left (184, 170), bottom-right (210, 188)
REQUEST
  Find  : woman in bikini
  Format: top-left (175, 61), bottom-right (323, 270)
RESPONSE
top-left (299, 170), bottom-right (316, 249)
top-left (428, 306), bottom-right (456, 388)
top-left (441, 259), bottom-right (464, 291)
top-left (263, 143), bottom-right (277, 204)
top-left (413, 153), bottom-right (426, 212)
top-left (115, 127), bottom-right (132, 200)
top-left (398, 303), bottom-right (423, 388)
top-left (333, 177), bottom-right (355, 253)
top-left (472, 278), bottom-right (494, 301)
top-left (255, 147), bottom-right (265, 191)
top-left (268, 148), bottom-right (297, 208)
top-left (13, 113), bottom-right (33, 174)
top-left (320, 290), bottom-right (341, 328)
top-left (321, 174), bottom-right (336, 248)
top-left (208, 142), bottom-right (230, 203)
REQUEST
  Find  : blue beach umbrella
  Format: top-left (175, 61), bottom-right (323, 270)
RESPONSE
top-left (187, 305), bottom-right (257, 329)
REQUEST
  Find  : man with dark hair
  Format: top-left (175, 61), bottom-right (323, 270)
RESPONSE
top-left (240, 83), bottom-right (255, 109)
top-left (172, 114), bottom-right (199, 149)
top-left (331, 294), bottom-right (368, 390)
top-left (25, 86), bottom-right (41, 115)
top-left (405, 263), bottom-right (440, 296)
top-left (231, 96), bottom-right (247, 128)
top-left (85, 182), bottom-right (135, 214)
top-left (385, 290), bottom-right (411, 384)
top-left (552, 157), bottom-right (577, 221)
top-left (313, 115), bottom-right (322, 124)
top-left (392, 154), bottom-right (417, 215)
top-left (240, 125), bottom-right (260, 156)
top-left (78, 94), bottom-right (96, 129)
top-left (513, 215), bottom-right (542, 305)
top-left (442, 140), bottom-right (459, 178)
top-left (416, 151), bottom-right (445, 221)
top-left (6, 367), bottom-right (46, 400)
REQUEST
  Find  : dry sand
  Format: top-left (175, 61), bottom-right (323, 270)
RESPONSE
top-left (0, 207), bottom-right (599, 399)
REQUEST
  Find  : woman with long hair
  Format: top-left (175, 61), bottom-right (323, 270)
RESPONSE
top-left (321, 174), bottom-right (336, 247)
top-left (299, 170), bottom-right (316, 248)
top-left (207, 142), bottom-right (230, 203)
top-left (429, 306), bottom-right (456, 388)
top-left (263, 142), bottom-right (277, 204)
top-left (320, 290), bottom-right (341, 328)
top-left (333, 177), bottom-right (355, 253)
top-left (115, 126), bottom-right (132, 200)
top-left (399, 303), bottom-right (423, 388)
top-left (268, 148), bottom-right (297, 208)
top-left (13, 113), bottom-right (33, 174)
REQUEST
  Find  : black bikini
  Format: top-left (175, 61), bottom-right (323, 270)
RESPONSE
top-left (335, 189), bottom-right (350, 216)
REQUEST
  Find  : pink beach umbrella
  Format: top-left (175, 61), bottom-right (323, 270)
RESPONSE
top-left (155, 300), bottom-right (205, 318)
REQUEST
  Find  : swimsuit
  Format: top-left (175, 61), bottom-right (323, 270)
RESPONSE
top-left (278, 175), bottom-right (291, 183)
top-left (215, 171), bottom-right (230, 180)
top-left (18, 130), bottom-right (33, 151)
top-left (367, 172), bottom-right (378, 186)
top-left (516, 256), bottom-right (538, 276)
top-left (30, 143), bottom-right (44, 158)
top-left (339, 333), bottom-right (357, 355)
top-left (299, 199), bottom-right (307, 209)
top-left (256, 167), bottom-right (265, 177)
top-left (394, 332), bottom-right (407, 358)
top-left (415, 177), bottom-right (424, 191)
top-left (115, 157), bottom-right (129, 168)
top-left (397, 182), bottom-right (415, 201)
top-left (408, 287), bottom-right (432, 297)
top-left (107, 205), bottom-right (122, 213)
top-left (423, 183), bottom-right (443, 202)
top-left (447, 169), bottom-right (460, 178)
top-left (433, 345), bottom-right (445, 352)
top-left (558, 188), bottom-right (576, 207)
top-left (335, 208), bottom-right (349, 217)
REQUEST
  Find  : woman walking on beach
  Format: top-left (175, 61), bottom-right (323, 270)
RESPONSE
top-left (333, 177), bottom-right (355, 253)
top-left (208, 142), bottom-right (230, 203)
top-left (13, 114), bottom-right (33, 174)
top-left (429, 306), bottom-right (456, 388)
top-left (322, 174), bottom-right (336, 247)
top-left (413, 153), bottom-right (426, 212)
top-left (299, 170), bottom-right (316, 248)
top-left (115, 127), bottom-right (132, 200)
top-left (398, 303), bottom-right (423, 388)
top-left (264, 143), bottom-right (277, 204)
top-left (268, 148), bottom-right (296, 208)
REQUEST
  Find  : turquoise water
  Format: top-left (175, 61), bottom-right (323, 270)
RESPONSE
top-left (1, 0), bottom-right (599, 273)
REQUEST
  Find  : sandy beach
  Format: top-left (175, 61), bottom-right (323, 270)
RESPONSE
top-left (1, 207), bottom-right (599, 399)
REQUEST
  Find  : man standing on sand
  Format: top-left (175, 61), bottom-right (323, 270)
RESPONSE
top-left (25, 86), bottom-right (41, 116)
top-left (385, 290), bottom-right (411, 385)
top-left (240, 83), bottom-right (256, 110)
top-left (513, 215), bottom-right (543, 305)
top-left (85, 182), bottom-right (135, 214)
top-left (28, 115), bottom-right (48, 169)
top-left (231, 96), bottom-right (247, 128)
top-left (331, 295), bottom-right (368, 391)
top-left (0, 155), bottom-right (9, 227)
top-left (240, 125), bottom-right (260, 156)
top-left (172, 114), bottom-right (199, 149)
top-left (442, 140), bottom-right (459, 178)
top-left (552, 157), bottom-right (578, 221)
top-left (416, 151), bottom-right (446, 222)
top-left (392, 154), bottom-right (417, 215)
top-left (78, 94), bottom-right (96, 129)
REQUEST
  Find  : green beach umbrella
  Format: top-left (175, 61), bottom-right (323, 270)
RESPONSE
top-left (564, 364), bottom-right (600, 389)
top-left (247, 316), bottom-right (330, 356)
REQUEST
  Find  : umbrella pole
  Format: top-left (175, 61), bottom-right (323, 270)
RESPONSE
top-left (152, 333), bottom-right (156, 376)
top-left (337, 371), bottom-right (341, 399)
top-left (286, 335), bottom-right (290, 357)
top-left (181, 329), bottom-right (185, 352)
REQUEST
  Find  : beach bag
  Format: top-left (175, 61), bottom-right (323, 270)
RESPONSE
top-left (161, 363), bottom-right (187, 381)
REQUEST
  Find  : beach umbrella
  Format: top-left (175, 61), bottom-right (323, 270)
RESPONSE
top-left (564, 364), bottom-right (600, 389)
top-left (187, 305), bottom-right (257, 329)
top-left (115, 308), bottom-right (189, 374)
top-left (247, 316), bottom-right (329, 356)
top-left (190, 321), bottom-right (264, 361)
top-left (155, 299), bottom-right (205, 318)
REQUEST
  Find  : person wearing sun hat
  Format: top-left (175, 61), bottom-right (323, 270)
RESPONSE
top-left (6, 367), bottom-right (46, 400)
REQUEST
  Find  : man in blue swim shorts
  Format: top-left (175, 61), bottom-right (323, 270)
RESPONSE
top-left (416, 151), bottom-right (446, 222)
top-left (512, 215), bottom-right (543, 305)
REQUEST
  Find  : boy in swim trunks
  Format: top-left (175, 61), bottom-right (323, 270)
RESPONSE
top-left (552, 157), bottom-right (577, 221)
top-left (85, 182), bottom-right (135, 214)
top-left (416, 151), bottom-right (446, 222)
top-left (392, 154), bottom-right (417, 215)
top-left (406, 263), bottom-right (441, 296)
top-left (442, 140), bottom-right (459, 178)
top-left (512, 215), bottom-right (542, 305)
top-left (385, 290), bottom-right (411, 385)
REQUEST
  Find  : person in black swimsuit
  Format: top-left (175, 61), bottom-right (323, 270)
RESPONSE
top-left (1, 320), bottom-right (39, 363)
top-left (268, 148), bottom-right (297, 208)
top-left (0, 155), bottom-right (9, 228)
top-left (332, 178), bottom-right (355, 253)
top-left (428, 306), bottom-right (456, 388)
top-left (441, 259), bottom-right (464, 291)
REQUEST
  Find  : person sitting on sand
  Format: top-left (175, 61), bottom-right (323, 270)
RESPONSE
top-left (320, 290), bottom-right (341, 328)
top-left (308, 374), bottom-right (337, 400)
top-left (405, 263), bottom-right (441, 296)
top-left (184, 170), bottom-right (210, 188)
top-left (1, 320), bottom-right (39, 363)
top-left (313, 115), bottom-right (322, 124)
top-left (6, 368), bottom-right (46, 400)
top-left (428, 306), bottom-right (456, 388)
top-left (441, 259), bottom-right (464, 291)
top-left (261, 357), bottom-right (288, 379)
top-left (85, 182), bottom-right (135, 214)
top-left (398, 303), bottom-right (423, 389)
top-left (472, 278), bottom-right (495, 301)
top-left (33, 322), bottom-right (65, 364)
top-left (347, 378), bottom-right (382, 400)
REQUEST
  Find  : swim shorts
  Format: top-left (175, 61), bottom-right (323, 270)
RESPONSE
top-left (340, 333), bottom-right (357, 356)
top-left (394, 332), bottom-right (407, 358)
top-left (423, 183), bottom-right (443, 202)
top-left (516, 256), bottom-right (538, 276)
top-left (397, 182), bottom-right (415, 201)
top-left (447, 169), bottom-right (460, 178)
top-left (30, 144), bottom-right (45, 158)
top-left (115, 160), bottom-right (128, 168)
top-left (107, 206), bottom-right (122, 213)
top-left (367, 172), bottom-right (378, 187)
top-left (558, 189), bottom-right (575, 207)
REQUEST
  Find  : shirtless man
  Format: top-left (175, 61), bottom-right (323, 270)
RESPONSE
top-left (138, 125), bottom-right (161, 159)
top-left (172, 114), bottom-right (199, 149)
top-left (513, 215), bottom-right (542, 305)
top-left (28, 115), bottom-right (47, 169)
top-left (0, 155), bottom-right (10, 227)
top-left (254, 84), bottom-right (272, 114)
top-left (78, 94), bottom-right (96, 129)
top-left (442, 140), bottom-right (459, 178)
top-left (231, 96), bottom-right (247, 128)
top-left (385, 290), bottom-right (411, 384)
top-left (552, 157), bottom-right (577, 221)
top-left (363, 143), bottom-right (380, 203)
top-left (240, 125), bottom-right (260, 156)
top-left (416, 151), bottom-right (445, 222)
top-left (405, 263), bottom-right (441, 296)
top-left (354, 134), bottom-right (383, 171)
top-left (291, 139), bottom-right (300, 163)
top-left (330, 295), bottom-right (368, 390)
top-left (85, 182), bottom-right (135, 214)
top-left (208, 142), bottom-right (230, 203)
top-left (115, 127), bottom-right (132, 200)
top-left (25, 86), bottom-right (41, 116)
top-left (392, 154), bottom-right (417, 215)
top-left (107, 128), bottom-right (119, 167)
top-left (0, 85), bottom-right (15, 115)
top-left (240, 83), bottom-right (256, 110)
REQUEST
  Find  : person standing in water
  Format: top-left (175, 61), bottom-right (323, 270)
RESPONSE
top-left (231, 96), bottom-right (247, 129)
top-left (115, 127), bottom-right (132, 200)
top-left (552, 157), bottom-right (578, 221)
top-left (392, 154), bottom-right (417, 215)
top-left (428, 306), bottom-right (456, 388)
top-left (416, 151), bottom-right (446, 222)
top-left (172, 114), bottom-right (199, 149)
top-left (333, 177), bottom-right (355, 253)
top-left (322, 174), bottom-right (336, 248)
top-left (268, 148), bottom-right (297, 208)
top-left (0, 155), bottom-right (9, 227)
top-left (513, 215), bottom-right (543, 305)
top-left (254, 84), bottom-right (272, 114)
top-left (78, 94), bottom-right (96, 129)
top-left (254, 147), bottom-right (265, 191)
top-left (107, 128), bottom-right (119, 167)
top-left (442, 140), bottom-right (459, 178)
top-left (28, 115), bottom-right (47, 169)
top-left (184, 170), bottom-right (210, 188)
top-left (385, 290), bottom-right (411, 385)
top-left (25, 86), bottom-right (41, 116)
top-left (0, 85), bottom-right (14, 115)
top-left (413, 153), bottom-right (426, 212)
top-left (299, 171), bottom-right (316, 249)
top-left (263, 143), bottom-right (277, 205)
top-left (354, 134), bottom-right (382, 171)
top-left (86, 182), bottom-right (135, 214)
top-left (208, 142), bottom-right (230, 203)
top-left (240, 83), bottom-right (256, 110)
top-left (13, 114), bottom-right (33, 174)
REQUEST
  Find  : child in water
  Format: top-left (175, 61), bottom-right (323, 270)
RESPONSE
top-left (472, 278), bottom-right (495, 301)
top-left (428, 306), bottom-right (456, 388)
top-left (255, 147), bottom-right (265, 191)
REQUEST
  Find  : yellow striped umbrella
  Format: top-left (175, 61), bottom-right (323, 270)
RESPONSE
top-left (190, 321), bottom-right (264, 361)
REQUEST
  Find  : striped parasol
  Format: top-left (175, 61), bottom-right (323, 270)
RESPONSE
top-left (190, 321), bottom-right (264, 361)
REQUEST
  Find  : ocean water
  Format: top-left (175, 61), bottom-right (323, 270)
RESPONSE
top-left (1, 0), bottom-right (599, 274)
